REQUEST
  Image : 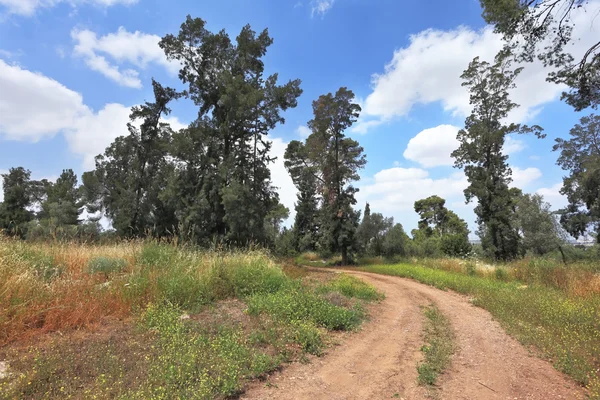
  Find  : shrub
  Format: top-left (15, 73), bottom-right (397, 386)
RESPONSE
top-left (87, 256), bottom-right (127, 276)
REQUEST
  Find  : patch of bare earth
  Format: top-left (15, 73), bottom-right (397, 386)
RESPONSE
top-left (243, 269), bottom-right (586, 400)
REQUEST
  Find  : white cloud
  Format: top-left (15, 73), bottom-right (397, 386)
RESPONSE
top-left (503, 136), bottom-right (526, 155)
top-left (311, 0), bottom-right (334, 17)
top-left (536, 182), bottom-right (567, 210)
top-left (0, 59), bottom-right (89, 142)
top-left (269, 138), bottom-right (298, 226)
top-left (0, 0), bottom-right (138, 17)
top-left (0, 60), bottom-right (187, 170)
top-left (71, 27), bottom-right (178, 89)
top-left (511, 167), bottom-right (542, 189)
top-left (296, 125), bottom-right (311, 138)
top-left (403, 125), bottom-right (459, 168)
top-left (359, 7), bottom-right (600, 133)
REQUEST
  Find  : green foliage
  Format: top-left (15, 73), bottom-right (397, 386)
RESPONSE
top-left (452, 51), bottom-right (544, 261)
top-left (318, 273), bottom-right (384, 301)
top-left (382, 223), bottom-right (409, 257)
top-left (87, 256), bottom-right (127, 275)
top-left (357, 203), bottom-right (394, 256)
top-left (480, 0), bottom-right (600, 111)
top-left (515, 193), bottom-right (566, 255)
top-left (0, 167), bottom-right (36, 238)
top-left (285, 87), bottom-right (366, 264)
top-left (553, 114), bottom-right (600, 243)
top-left (247, 287), bottom-right (363, 331)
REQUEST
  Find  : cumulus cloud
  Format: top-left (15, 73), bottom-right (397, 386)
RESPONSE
top-left (358, 7), bottom-right (599, 133)
top-left (0, 0), bottom-right (137, 17)
top-left (311, 0), bottom-right (334, 17)
top-left (0, 59), bottom-right (89, 142)
top-left (403, 125), bottom-right (460, 168)
top-left (511, 167), bottom-right (542, 189)
top-left (403, 124), bottom-right (527, 168)
top-left (71, 27), bottom-right (178, 89)
top-left (0, 60), bottom-right (188, 170)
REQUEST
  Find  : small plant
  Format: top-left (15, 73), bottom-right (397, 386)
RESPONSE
top-left (319, 273), bottom-right (384, 301)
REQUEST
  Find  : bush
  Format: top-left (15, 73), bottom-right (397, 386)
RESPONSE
top-left (319, 273), bottom-right (384, 301)
top-left (247, 287), bottom-right (363, 331)
top-left (87, 256), bottom-right (127, 276)
top-left (440, 234), bottom-right (472, 257)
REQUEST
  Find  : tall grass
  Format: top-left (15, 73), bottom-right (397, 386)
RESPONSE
top-left (361, 263), bottom-right (600, 398)
top-left (0, 237), bottom-right (285, 345)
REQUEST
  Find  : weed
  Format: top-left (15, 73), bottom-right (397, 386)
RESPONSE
top-left (318, 273), bottom-right (384, 301)
top-left (87, 256), bottom-right (127, 276)
top-left (417, 305), bottom-right (455, 389)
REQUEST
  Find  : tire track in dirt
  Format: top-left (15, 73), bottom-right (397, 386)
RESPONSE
top-left (242, 269), bottom-right (587, 400)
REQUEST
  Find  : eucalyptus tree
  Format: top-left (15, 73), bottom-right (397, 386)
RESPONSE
top-left (452, 51), bottom-right (544, 260)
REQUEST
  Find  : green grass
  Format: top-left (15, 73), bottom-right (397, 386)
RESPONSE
top-left (361, 263), bottom-right (600, 398)
top-left (0, 241), bottom-right (376, 399)
top-left (417, 305), bottom-right (455, 391)
top-left (317, 273), bottom-right (385, 301)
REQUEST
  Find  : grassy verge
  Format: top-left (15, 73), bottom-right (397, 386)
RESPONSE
top-left (417, 305), bottom-right (455, 395)
top-left (0, 239), bottom-right (383, 399)
top-left (361, 263), bottom-right (600, 398)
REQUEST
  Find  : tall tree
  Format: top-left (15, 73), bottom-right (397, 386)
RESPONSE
top-left (285, 87), bottom-right (366, 264)
top-left (290, 170), bottom-right (320, 252)
top-left (480, 0), bottom-right (600, 110)
top-left (553, 114), bottom-right (600, 241)
top-left (82, 80), bottom-right (181, 237)
top-left (160, 16), bottom-right (302, 244)
top-left (0, 167), bottom-right (35, 237)
top-left (452, 51), bottom-right (544, 260)
top-left (515, 192), bottom-right (567, 255)
top-left (40, 169), bottom-right (82, 227)
top-left (357, 203), bottom-right (394, 256)
top-left (413, 195), bottom-right (471, 257)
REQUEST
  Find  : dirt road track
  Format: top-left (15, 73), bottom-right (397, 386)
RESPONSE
top-left (242, 269), bottom-right (586, 400)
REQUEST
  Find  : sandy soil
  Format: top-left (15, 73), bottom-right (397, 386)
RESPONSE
top-left (242, 269), bottom-right (586, 400)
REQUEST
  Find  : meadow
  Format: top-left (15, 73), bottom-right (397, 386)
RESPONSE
top-left (0, 237), bottom-right (382, 399)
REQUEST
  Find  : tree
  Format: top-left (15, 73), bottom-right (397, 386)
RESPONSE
top-left (291, 170), bottom-right (320, 252)
top-left (0, 167), bottom-right (35, 237)
top-left (553, 114), bottom-right (600, 241)
top-left (357, 203), bottom-right (394, 256)
top-left (515, 193), bottom-right (566, 255)
top-left (480, 0), bottom-right (600, 110)
top-left (82, 80), bottom-right (181, 238)
top-left (41, 169), bottom-right (81, 227)
top-left (285, 87), bottom-right (366, 264)
top-left (452, 51), bottom-right (544, 260)
top-left (382, 223), bottom-right (409, 258)
top-left (160, 16), bottom-right (302, 245)
top-left (413, 195), bottom-right (471, 257)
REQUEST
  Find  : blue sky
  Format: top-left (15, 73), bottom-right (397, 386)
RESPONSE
top-left (0, 0), bottom-right (597, 234)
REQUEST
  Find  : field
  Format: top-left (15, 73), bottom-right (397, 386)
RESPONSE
top-left (0, 237), bottom-right (382, 399)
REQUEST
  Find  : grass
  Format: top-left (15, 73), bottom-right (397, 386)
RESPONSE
top-left (417, 305), bottom-right (455, 394)
top-left (0, 237), bottom-right (381, 399)
top-left (317, 273), bottom-right (385, 301)
top-left (361, 263), bottom-right (600, 398)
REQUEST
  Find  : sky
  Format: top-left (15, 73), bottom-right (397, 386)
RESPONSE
top-left (0, 0), bottom-right (598, 235)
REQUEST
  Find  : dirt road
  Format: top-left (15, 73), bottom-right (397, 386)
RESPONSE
top-left (243, 269), bottom-right (586, 400)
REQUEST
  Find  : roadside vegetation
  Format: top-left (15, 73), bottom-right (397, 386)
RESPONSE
top-left (0, 238), bottom-right (382, 399)
top-left (417, 305), bottom-right (455, 396)
top-left (357, 261), bottom-right (600, 398)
